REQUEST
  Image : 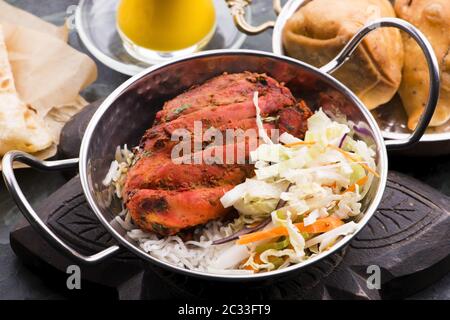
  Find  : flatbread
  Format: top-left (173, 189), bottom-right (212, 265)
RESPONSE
top-left (0, 25), bottom-right (52, 156)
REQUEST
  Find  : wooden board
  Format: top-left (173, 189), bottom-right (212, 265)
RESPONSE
top-left (9, 171), bottom-right (450, 299)
top-left (7, 100), bottom-right (450, 299)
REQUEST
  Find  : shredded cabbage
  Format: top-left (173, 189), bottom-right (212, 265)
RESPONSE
top-left (305, 221), bottom-right (359, 251)
top-left (220, 105), bottom-right (378, 272)
top-left (253, 91), bottom-right (273, 145)
top-left (305, 109), bottom-right (350, 147)
top-left (221, 179), bottom-right (289, 216)
top-left (212, 245), bottom-right (250, 270)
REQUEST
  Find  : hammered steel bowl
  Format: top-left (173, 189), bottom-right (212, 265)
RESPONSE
top-left (2, 47), bottom-right (438, 281)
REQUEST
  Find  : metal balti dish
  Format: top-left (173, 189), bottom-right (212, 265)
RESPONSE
top-left (2, 46), bottom-right (438, 281)
top-left (229, 0), bottom-right (447, 155)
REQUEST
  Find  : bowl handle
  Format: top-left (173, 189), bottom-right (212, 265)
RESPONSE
top-left (319, 18), bottom-right (440, 151)
top-left (226, 0), bottom-right (282, 35)
top-left (2, 151), bottom-right (120, 264)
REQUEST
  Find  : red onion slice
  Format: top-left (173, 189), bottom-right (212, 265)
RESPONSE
top-left (338, 133), bottom-right (348, 148)
top-left (212, 218), bottom-right (271, 245)
top-left (352, 125), bottom-right (372, 137)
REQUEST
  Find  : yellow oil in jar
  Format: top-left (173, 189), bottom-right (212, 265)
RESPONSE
top-left (117, 0), bottom-right (216, 52)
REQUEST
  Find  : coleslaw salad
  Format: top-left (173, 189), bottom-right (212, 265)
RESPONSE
top-left (217, 92), bottom-right (378, 273)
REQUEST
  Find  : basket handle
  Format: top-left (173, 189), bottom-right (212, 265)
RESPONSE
top-left (2, 151), bottom-right (120, 264)
top-left (226, 0), bottom-right (282, 35)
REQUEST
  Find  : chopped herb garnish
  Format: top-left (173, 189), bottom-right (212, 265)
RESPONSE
top-left (131, 150), bottom-right (153, 166)
top-left (152, 223), bottom-right (170, 234)
top-left (172, 104), bottom-right (190, 115)
top-left (262, 115), bottom-right (279, 123)
top-left (142, 150), bottom-right (153, 157)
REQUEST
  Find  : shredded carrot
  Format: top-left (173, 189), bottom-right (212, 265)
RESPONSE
top-left (300, 216), bottom-right (344, 233)
top-left (345, 175), bottom-right (369, 193)
top-left (323, 182), bottom-right (337, 189)
top-left (299, 100), bottom-right (308, 110)
top-left (243, 265), bottom-right (257, 272)
top-left (237, 216), bottom-right (344, 245)
top-left (328, 144), bottom-right (380, 178)
top-left (362, 164), bottom-right (379, 177)
top-left (284, 141), bottom-right (316, 147)
top-left (238, 226), bottom-right (286, 245)
top-left (243, 253), bottom-right (262, 272)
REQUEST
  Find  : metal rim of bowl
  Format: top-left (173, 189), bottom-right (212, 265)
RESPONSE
top-left (75, 0), bottom-right (249, 76)
top-left (272, 0), bottom-right (450, 144)
top-left (79, 49), bottom-right (388, 281)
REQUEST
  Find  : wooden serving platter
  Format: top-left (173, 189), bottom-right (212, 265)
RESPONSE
top-left (7, 100), bottom-right (450, 299)
top-left (9, 171), bottom-right (450, 299)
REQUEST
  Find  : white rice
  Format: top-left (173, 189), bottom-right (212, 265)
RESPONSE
top-left (116, 212), bottom-right (243, 272)
top-left (104, 146), bottom-right (255, 273)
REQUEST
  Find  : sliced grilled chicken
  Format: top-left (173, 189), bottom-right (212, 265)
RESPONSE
top-left (127, 186), bottom-right (234, 235)
top-left (125, 72), bottom-right (312, 235)
top-left (155, 72), bottom-right (296, 123)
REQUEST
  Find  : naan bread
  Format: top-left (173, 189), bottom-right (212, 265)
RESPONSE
top-left (282, 0), bottom-right (404, 110)
top-left (395, 0), bottom-right (450, 129)
top-left (0, 25), bottom-right (52, 156)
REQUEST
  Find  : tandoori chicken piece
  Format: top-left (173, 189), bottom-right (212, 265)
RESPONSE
top-left (127, 186), bottom-right (234, 236)
top-left (278, 101), bottom-right (313, 139)
top-left (124, 152), bottom-right (253, 194)
top-left (140, 116), bottom-right (276, 157)
top-left (142, 101), bottom-right (310, 161)
top-left (125, 72), bottom-right (312, 235)
top-left (155, 72), bottom-right (296, 123)
top-left (125, 121), bottom-right (277, 198)
top-left (141, 86), bottom-right (295, 152)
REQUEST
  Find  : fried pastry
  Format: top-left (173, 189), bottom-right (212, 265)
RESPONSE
top-left (395, 0), bottom-right (450, 129)
top-left (283, 0), bottom-right (404, 110)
